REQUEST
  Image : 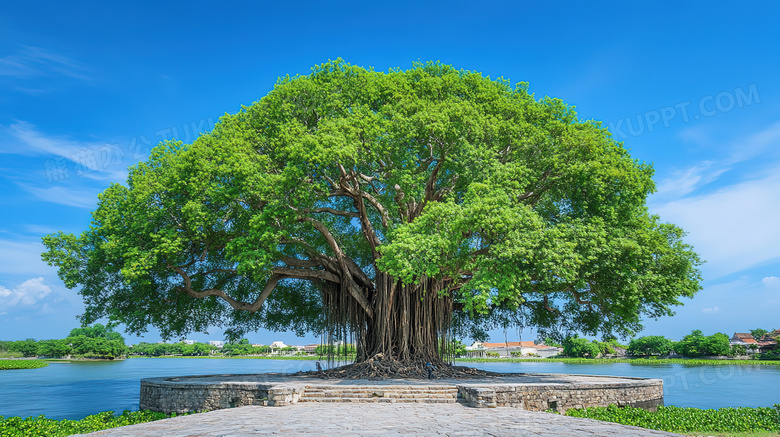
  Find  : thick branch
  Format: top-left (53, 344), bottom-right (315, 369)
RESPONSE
top-left (311, 207), bottom-right (359, 218)
top-left (279, 238), bottom-right (340, 273)
top-left (273, 266), bottom-right (340, 283)
top-left (173, 266), bottom-right (281, 313)
top-left (354, 190), bottom-right (381, 257)
top-left (542, 295), bottom-right (560, 314)
top-left (570, 288), bottom-right (594, 306)
top-left (359, 191), bottom-right (389, 228)
top-left (413, 155), bottom-right (446, 218)
top-left (280, 256), bottom-right (322, 268)
top-left (173, 264), bottom-right (343, 313)
top-left (305, 218), bottom-right (374, 318)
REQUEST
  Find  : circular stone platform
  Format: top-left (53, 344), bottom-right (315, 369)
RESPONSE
top-left (140, 372), bottom-right (663, 414)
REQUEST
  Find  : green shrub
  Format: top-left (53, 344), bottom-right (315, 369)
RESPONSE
top-left (0, 360), bottom-right (48, 370)
top-left (566, 404), bottom-right (780, 434)
top-left (627, 336), bottom-right (673, 356)
top-left (675, 330), bottom-right (731, 357)
top-left (0, 410), bottom-right (184, 436)
top-left (562, 336), bottom-right (600, 358)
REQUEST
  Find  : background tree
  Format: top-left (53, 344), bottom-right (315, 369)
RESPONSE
top-left (627, 335), bottom-right (673, 356)
top-left (37, 339), bottom-right (72, 358)
top-left (751, 329), bottom-right (769, 340)
top-left (675, 330), bottom-right (731, 357)
top-left (451, 340), bottom-right (467, 357)
top-left (66, 324), bottom-right (127, 359)
top-left (593, 340), bottom-right (615, 356)
top-left (9, 339), bottom-right (39, 357)
top-left (561, 335), bottom-right (600, 358)
top-left (42, 60), bottom-right (702, 377)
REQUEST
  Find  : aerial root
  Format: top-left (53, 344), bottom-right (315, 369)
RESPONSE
top-left (296, 354), bottom-right (507, 380)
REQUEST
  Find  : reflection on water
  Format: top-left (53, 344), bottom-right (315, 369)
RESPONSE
top-left (0, 358), bottom-right (777, 419)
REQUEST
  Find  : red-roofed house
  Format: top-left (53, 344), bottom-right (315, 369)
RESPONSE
top-left (730, 333), bottom-right (758, 345)
top-left (730, 333), bottom-right (759, 354)
top-left (758, 331), bottom-right (778, 353)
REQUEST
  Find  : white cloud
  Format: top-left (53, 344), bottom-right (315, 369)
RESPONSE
top-left (653, 168), bottom-right (780, 280)
top-left (762, 276), bottom-right (780, 288)
top-left (0, 239), bottom-right (57, 277)
top-left (24, 224), bottom-right (60, 235)
top-left (701, 306), bottom-right (719, 314)
top-left (0, 121), bottom-right (130, 184)
top-left (657, 121), bottom-right (780, 201)
top-left (2, 121), bottom-right (99, 164)
top-left (0, 277), bottom-right (52, 309)
top-left (729, 120), bottom-right (780, 163)
top-left (655, 160), bottom-right (729, 199)
top-left (20, 184), bottom-right (98, 208)
top-left (0, 45), bottom-right (90, 81)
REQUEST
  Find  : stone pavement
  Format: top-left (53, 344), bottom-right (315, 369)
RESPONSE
top-left (81, 403), bottom-right (681, 436)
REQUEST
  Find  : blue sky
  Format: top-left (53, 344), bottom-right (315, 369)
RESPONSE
top-left (1, 2), bottom-right (779, 345)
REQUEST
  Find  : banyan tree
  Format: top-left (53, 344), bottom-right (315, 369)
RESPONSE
top-left (42, 60), bottom-right (701, 377)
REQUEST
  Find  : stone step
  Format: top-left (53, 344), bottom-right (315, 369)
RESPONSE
top-left (303, 387), bottom-right (458, 393)
top-left (303, 386), bottom-right (458, 389)
top-left (300, 393), bottom-right (458, 397)
top-left (303, 392), bottom-right (457, 396)
top-left (302, 392), bottom-right (456, 399)
top-left (298, 397), bottom-right (457, 404)
top-left (308, 385), bottom-right (458, 387)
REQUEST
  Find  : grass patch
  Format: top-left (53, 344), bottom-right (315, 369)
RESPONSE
top-left (0, 360), bottom-right (48, 370)
top-left (0, 410), bottom-right (186, 437)
top-left (565, 404), bottom-right (780, 435)
top-left (695, 432), bottom-right (780, 437)
top-left (0, 351), bottom-right (23, 359)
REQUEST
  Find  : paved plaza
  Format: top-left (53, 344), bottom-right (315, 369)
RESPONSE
top-left (81, 403), bottom-right (680, 436)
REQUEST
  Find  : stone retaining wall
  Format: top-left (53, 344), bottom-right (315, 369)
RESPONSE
top-left (140, 373), bottom-right (663, 414)
top-left (140, 375), bottom-right (304, 413)
top-left (458, 380), bottom-right (663, 412)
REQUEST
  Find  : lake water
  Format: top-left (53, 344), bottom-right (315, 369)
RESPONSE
top-left (0, 358), bottom-right (777, 420)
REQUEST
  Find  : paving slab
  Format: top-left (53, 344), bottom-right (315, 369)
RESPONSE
top-left (80, 403), bottom-right (681, 436)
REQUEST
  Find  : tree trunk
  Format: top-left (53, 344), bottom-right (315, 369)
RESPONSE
top-left (320, 272), bottom-right (454, 369)
top-left (360, 273), bottom-right (453, 365)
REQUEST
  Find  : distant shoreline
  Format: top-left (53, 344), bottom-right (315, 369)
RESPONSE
top-left (99, 355), bottom-right (780, 366)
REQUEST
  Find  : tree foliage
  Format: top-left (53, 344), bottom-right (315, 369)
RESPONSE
top-left (41, 60), bottom-right (702, 367)
top-left (627, 335), bottom-right (674, 356)
top-left (0, 324), bottom-right (127, 359)
top-left (751, 328), bottom-right (769, 340)
top-left (561, 335), bottom-right (601, 358)
top-left (130, 341), bottom-right (216, 356)
top-left (675, 330), bottom-right (731, 357)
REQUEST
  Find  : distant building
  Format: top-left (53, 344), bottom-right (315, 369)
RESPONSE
top-left (765, 330), bottom-right (780, 340)
top-left (270, 341), bottom-right (287, 349)
top-left (730, 333), bottom-right (758, 349)
top-left (208, 340), bottom-right (225, 348)
top-left (304, 344), bottom-right (318, 353)
top-left (463, 341), bottom-right (559, 358)
top-left (758, 331), bottom-right (778, 353)
top-left (182, 340), bottom-right (195, 345)
top-left (535, 345), bottom-right (562, 358)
